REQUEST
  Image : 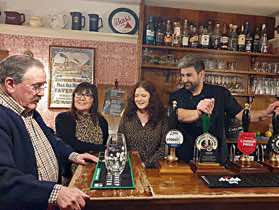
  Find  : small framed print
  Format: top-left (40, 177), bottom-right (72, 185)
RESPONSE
top-left (48, 45), bottom-right (95, 108)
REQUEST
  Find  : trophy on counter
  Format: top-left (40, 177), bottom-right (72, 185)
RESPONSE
top-left (190, 114), bottom-right (230, 175)
top-left (262, 112), bottom-right (279, 172)
top-left (159, 101), bottom-right (192, 174)
top-left (231, 103), bottom-right (269, 174)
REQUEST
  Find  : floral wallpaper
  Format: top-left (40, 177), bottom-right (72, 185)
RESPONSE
top-left (0, 33), bottom-right (138, 128)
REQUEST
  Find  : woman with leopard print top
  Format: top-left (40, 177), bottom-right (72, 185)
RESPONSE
top-left (55, 82), bottom-right (108, 177)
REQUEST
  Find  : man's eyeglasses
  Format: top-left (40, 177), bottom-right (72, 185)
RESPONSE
top-left (25, 83), bottom-right (47, 93)
top-left (75, 93), bottom-right (93, 99)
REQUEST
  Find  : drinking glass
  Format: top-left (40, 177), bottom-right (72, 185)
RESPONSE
top-left (105, 133), bottom-right (127, 177)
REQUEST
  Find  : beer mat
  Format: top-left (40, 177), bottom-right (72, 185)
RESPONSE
top-left (90, 153), bottom-right (135, 190)
top-left (200, 174), bottom-right (279, 188)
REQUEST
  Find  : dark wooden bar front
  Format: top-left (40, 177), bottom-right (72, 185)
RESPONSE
top-left (69, 152), bottom-right (279, 210)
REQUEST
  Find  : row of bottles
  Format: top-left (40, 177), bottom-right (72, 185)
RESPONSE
top-left (145, 17), bottom-right (269, 53)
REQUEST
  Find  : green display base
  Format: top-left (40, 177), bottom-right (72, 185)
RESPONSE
top-left (90, 153), bottom-right (135, 190)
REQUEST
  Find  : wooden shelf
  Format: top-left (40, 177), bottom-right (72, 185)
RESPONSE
top-left (0, 24), bottom-right (138, 44)
top-left (142, 63), bottom-right (178, 70)
top-left (142, 64), bottom-right (279, 77)
top-left (142, 44), bottom-right (279, 58)
top-left (248, 71), bottom-right (279, 76)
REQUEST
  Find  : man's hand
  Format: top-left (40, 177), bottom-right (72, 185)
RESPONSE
top-left (73, 153), bottom-right (98, 165)
top-left (56, 186), bottom-right (89, 210)
top-left (265, 100), bottom-right (279, 117)
top-left (197, 98), bottom-right (215, 115)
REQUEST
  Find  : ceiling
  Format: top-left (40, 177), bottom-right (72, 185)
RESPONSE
top-left (86, 0), bottom-right (279, 16)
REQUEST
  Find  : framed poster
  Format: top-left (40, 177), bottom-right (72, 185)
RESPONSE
top-left (48, 45), bottom-right (95, 108)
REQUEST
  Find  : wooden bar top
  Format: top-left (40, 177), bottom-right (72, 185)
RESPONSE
top-left (69, 152), bottom-right (279, 210)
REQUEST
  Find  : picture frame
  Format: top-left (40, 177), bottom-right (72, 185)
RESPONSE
top-left (48, 45), bottom-right (95, 108)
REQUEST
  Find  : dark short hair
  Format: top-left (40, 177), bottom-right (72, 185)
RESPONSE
top-left (124, 80), bottom-right (165, 127)
top-left (0, 55), bottom-right (44, 84)
top-left (178, 57), bottom-right (205, 73)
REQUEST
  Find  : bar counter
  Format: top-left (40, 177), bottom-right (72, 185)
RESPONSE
top-left (69, 152), bottom-right (279, 210)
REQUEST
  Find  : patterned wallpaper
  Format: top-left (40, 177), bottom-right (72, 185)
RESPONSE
top-left (0, 33), bottom-right (138, 128)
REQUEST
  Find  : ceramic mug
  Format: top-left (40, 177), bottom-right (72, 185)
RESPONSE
top-left (5, 11), bottom-right (25, 25)
top-left (70, 12), bottom-right (85, 30)
top-left (88, 14), bottom-right (103, 32)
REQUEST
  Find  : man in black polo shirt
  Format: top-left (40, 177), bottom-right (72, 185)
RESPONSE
top-left (169, 58), bottom-right (279, 164)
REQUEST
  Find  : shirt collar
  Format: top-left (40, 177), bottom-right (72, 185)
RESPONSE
top-left (0, 86), bottom-right (32, 116)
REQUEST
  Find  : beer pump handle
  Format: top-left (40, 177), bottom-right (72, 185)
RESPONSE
top-left (168, 100), bottom-right (177, 130)
top-left (242, 103), bottom-right (250, 132)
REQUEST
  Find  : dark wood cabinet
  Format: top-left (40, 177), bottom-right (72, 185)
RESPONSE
top-left (138, 4), bottom-right (278, 132)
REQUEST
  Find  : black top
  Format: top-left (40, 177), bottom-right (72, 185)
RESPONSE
top-left (169, 84), bottom-right (242, 163)
top-left (55, 112), bottom-right (109, 153)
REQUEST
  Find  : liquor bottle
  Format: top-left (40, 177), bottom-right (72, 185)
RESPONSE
top-left (244, 22), bottom-right (253, 52)
top-left (238, 24), bottom-right (246, 52)
top-left (207, 21), bottom-right (213, 48)
top-left (228, 25), bottom-right (238, 51)
top-left (164, 19), bottom-right (173, 46)
top-left (260, 24), bottom-right (268, 53)
top-left (155, 18), bottom-right (165, 46)
top-left (172, 20), bottom-right (182, 47)
top-left (197, 25), bottom-right (203, 48)
top-left (145, 16), bottom-right (155, 45)
top-left (189, 26), bottom-right (199, 48)
top-left (181, 19), bottom-right (190, 47)
top-left (220, 23), bottom-right (229, 50)
top-left (200, 25), bottom-right (210, 48)
top-left (211, 23), bottom-right (221, 49)
top-left (253, 26), bottom-right (261, 52)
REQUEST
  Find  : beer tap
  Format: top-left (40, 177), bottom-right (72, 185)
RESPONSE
top-left (168, 101), bottom-right (178, 130)
top-left (242, 103), bottom-right (250, 132)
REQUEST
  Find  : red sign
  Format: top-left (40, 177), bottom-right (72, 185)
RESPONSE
top-left (237, 132), bottom-right (257, 155)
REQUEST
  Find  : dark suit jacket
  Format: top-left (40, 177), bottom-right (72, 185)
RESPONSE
top-left (0, 105), bottom-right (74, 210)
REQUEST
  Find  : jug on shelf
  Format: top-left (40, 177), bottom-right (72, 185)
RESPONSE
top-left (48, 13), bottom-right (68, 29)
top-left (5, 11), bottom-right (25, 25)
top-left (88, 14), bottom-right (103, 32)
top-left (70, 12), bottom-right (85, 30)
top-left (29, 16), bottom-right (43, 27)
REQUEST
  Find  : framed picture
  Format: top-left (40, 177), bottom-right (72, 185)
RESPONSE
top-left (48, 45), bottom-right (95, 108)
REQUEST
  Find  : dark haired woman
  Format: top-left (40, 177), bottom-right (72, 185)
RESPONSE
top-left (55, 82), bottom-right (108, 177)
top-left (118, 81), bottom-right (167, 168)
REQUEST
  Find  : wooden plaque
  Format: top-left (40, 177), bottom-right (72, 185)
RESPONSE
top-left (190, 160), bottom-right (234, 175)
